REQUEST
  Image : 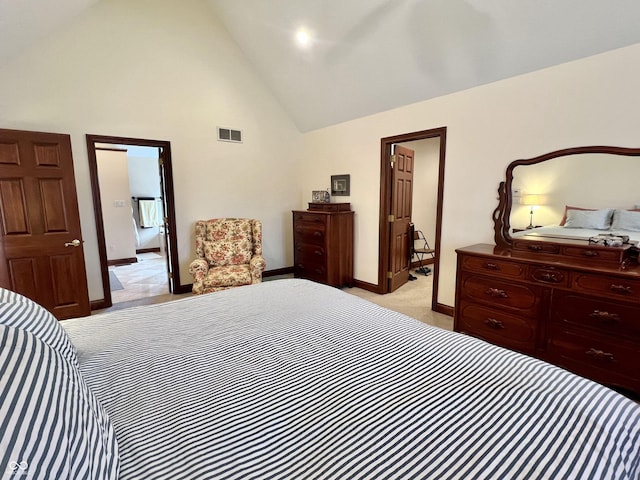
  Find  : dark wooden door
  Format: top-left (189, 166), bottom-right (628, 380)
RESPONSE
top-left (0, 129), bottom-right (90, 319)
top-left (158, 146), bottom-right (174, 292)
top-left (388, 145), bottom-right (414, 292)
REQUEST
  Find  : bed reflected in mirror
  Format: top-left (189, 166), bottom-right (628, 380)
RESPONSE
top-left (494, 146), bottom-right (640, 248)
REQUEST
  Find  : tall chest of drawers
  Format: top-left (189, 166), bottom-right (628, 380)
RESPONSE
top-left (455, 243), bottom-right (640, 397)
top-left (292, 203), bottom-right (354, 287)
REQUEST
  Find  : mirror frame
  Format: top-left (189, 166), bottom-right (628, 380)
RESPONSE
top-left (493, 145), bottom-right (640, 248)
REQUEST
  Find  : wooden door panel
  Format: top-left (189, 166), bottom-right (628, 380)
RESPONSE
top-left (0, 142), bottom-right (19, 164)
top-left (40, 178), bottom-right (68, 232)
top-left (403, 179), bottom-right (412, 217)
top-left (34, 143), bottom-right (62, 166)
top-left (50, 254), bottom-right (80, 305)
top-left (394, 178), bottom-right (404, 216)
top-left (8, 258), bottom-right (39, 297)
top-left (0, 129), bottom-right (90, 319)
top-left (392, 231), bottom-right (409, 274)
top-left (0, 179), bottom-right (29, 234)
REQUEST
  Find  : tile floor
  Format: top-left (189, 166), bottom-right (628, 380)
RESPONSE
top-left (109, 252), bottom-right (171, 304)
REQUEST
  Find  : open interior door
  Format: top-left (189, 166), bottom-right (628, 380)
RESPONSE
top-left (388, 144), bottom-right (414, 292)
top-left (0, 129), bottom-right (90, 319)
top-left (158, 146), bottom-right (174, 293)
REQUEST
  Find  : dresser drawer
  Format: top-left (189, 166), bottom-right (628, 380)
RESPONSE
top-left (459, 255), bottom-right (525, 279)
top-left (459, 273), bottom-right (541, 313)
top-left (550, 291), bottom-right (640, 338)
top-left (546, 327), bottom-right (640, 390)
top-left (294, 259), bottom-right (326, 283)
top-left (294, 243), bottom-right (326, 262)
top-left (293, 212), bottom-right (326, 226)
top-left (561, 245), bottom-right (626, 263)
top-left (572, 272), bottom-right (640, 302)
top-left (512, 239), bottom-right (560, 255)
top-left (457, 301), bottom-right (538, 353)
top-left (527, 265), bottom-right (569, 287)
top-left (294, 225), bottom-right (326, 246)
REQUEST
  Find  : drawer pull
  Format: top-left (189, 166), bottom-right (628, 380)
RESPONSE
top-left (609, 284), bottom-right (633, 295)
top-left (583, 251), bottom-right (599, 257)
top-left (528, 245), bottom-right (543, 251)
top-left (485, 288), bottom-right (508, 298)
top-left (585, 348), bottom-right (615, 363)
top-left (485, 317), bottom-right (505, 329)
top-left (485, 263), bottom-right (500, 270)
top-left (313, 231), bottom-right (323, 237)
top-left (314, 249), bottom-right (323, 256)
top-left (539, 272), bottom-right (560, 283)
top-left (588, 310), bottom-right (620, 324)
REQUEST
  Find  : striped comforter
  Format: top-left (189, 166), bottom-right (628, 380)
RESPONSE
top-left (63, 279), bottom-right (640, 480)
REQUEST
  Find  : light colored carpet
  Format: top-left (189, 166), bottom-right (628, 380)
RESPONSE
top-left (348, 274), bottom-right (453, 330)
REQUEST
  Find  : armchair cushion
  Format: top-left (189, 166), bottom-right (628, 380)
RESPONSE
top-left (203, 265), bottom-right (252, 290)
top-left (198, 219), bottom-right (253, 267)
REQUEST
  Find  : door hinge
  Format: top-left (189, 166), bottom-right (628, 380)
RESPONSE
top-left (167, 272), bottom-right (173, 279)
top-left (387, 271), bottom-right (393, 279)
top-left (388, 214), bottom-right (395, 222)
top-left (390, 154), bottom-right (396, 166)
top-left (158, 157), bottom-right (164, 167)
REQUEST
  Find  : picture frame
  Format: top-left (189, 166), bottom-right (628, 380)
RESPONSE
top-left (331, 174), bottom-right (350, 196)
top-left (312, 190), bottom-right (330, 203)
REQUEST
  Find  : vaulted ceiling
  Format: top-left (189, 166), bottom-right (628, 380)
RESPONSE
top-left (2, 0), bottom-right (640, 131)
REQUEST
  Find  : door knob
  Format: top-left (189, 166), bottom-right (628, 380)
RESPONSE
top-left (64, 239), bottom-right (81, 247)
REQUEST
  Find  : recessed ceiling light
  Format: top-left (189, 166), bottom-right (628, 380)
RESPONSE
top-left (295, 28), bottom-right (312, 47)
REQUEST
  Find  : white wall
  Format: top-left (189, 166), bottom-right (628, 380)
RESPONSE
top-left (128, 154), bottom-right (162, 251)
top-left (96, 149), bottom-right (137, 261)
top-left (0, 0), bottom-right (302, 300)
top-left (300, 43), bottom-right (640, 306)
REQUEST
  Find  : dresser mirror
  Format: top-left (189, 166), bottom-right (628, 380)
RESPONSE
top-left (493, 146), bottom-right (640, 248)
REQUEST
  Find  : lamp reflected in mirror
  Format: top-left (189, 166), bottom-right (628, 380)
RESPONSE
top-left (521, 194), bottom-right (544, 229)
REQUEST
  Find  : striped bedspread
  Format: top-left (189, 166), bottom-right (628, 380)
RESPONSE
top-left (63, 279), bottom-right (640, 480)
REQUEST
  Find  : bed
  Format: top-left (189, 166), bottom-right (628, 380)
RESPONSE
top-left (2, 279), bottom-right (640, 479)
top-left (512, 207), bottom-right (640, 246)
top-left (512, 224), bottom-right (640, 243)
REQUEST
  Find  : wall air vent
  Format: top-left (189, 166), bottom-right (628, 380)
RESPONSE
top-left (217, 127), bottom-right (243, 143)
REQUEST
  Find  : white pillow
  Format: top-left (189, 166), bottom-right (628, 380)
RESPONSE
top-left (0, 325), bottom-right (119, 480)
top-left (563, 208), bottom-right (613, 230)
top-left (611, 209), bottom-right (640, 231)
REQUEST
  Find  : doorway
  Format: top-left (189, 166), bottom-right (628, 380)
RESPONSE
top-left (86, 134), bottom-right (183, 311)
top-left (377, 127), bottom-right (450, 316)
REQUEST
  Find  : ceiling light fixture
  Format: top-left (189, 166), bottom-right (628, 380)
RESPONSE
top-left (295, 28), bottom-right (311, 48)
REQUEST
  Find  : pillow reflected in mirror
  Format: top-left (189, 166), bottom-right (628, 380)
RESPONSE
top-left (559, 205), bottom-right (596, 226)
top-left (564, 208), bottom-right (613, 230)
top-left (611, 209), bottom-right (640, 231)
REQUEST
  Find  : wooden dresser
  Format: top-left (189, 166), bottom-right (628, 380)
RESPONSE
top-left (455, 242), bottom-right (640, 397)
top-left (292, 203), bottom-right (354, 287)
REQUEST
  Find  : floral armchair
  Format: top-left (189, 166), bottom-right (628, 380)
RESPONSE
top-left (188, 218), bottom-right (266, 294)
